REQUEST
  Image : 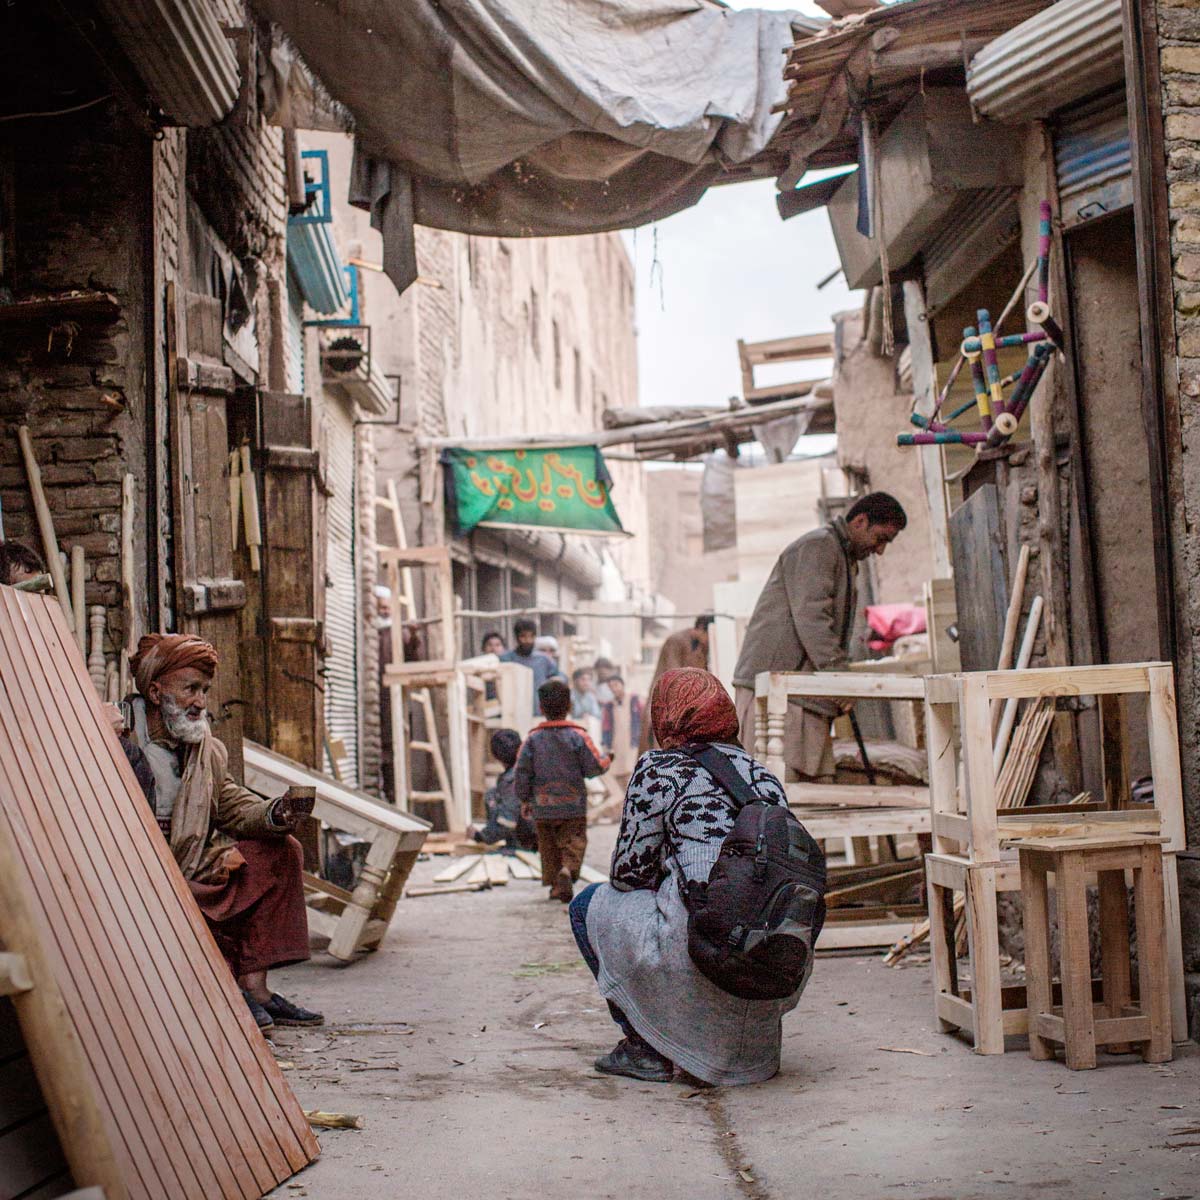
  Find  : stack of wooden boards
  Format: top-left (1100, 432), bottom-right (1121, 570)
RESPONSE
top-left (0, 589), bottom-right (318, 1199)
top-left (409, 850), bottom-right (607, 898)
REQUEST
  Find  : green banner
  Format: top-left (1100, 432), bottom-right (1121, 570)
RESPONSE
top-left (442, 445), bottom-right (627, 537)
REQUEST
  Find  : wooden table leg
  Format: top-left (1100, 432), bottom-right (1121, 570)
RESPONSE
top-left (1057, 852), bottom-right (1097, 1070)
top-left (965, 863), bottom-right (1003, 1055)
top-left (327, 831), bottom-right (401, 962)
top-left (928, 875), bottom-right (956, 1033)
top-left (1134, 845), bottom-right (1173, 1064)
top-left (1097, 867), bottom-right (1133, 1053)
top-left (1020, 852), bottom-right (1054, 1062)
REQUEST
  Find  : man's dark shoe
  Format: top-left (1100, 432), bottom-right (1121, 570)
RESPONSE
top-left (594, 1037), bottom-right (673, 1082)
top-left (242, 990), bottom-right (274, 1031)
top-left (262, 993), bottom-right (325, 1027)
top-left (552, 868), bottom-right (574, 904)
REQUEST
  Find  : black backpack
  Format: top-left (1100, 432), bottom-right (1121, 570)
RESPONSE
top-left (676, 743), bottom-right (827, 1001)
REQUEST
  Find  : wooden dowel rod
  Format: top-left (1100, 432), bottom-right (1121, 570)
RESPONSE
top-left (993, 595), bottom-right (1044, 771)
top-left (16, 426), bottom-right (74, 631)
top-left (70, 544), bottom-right (86, 656)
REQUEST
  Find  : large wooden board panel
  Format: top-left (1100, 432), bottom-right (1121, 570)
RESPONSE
top-left (948, 483), bottom-right (1008, 673)
top-left (0, 590), bottom-right (319, 1199)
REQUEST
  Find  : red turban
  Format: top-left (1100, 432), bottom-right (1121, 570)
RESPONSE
top-left (131, 633), bottom-right (219, 696)
top-left (650, 668), bottom-right (740, 751)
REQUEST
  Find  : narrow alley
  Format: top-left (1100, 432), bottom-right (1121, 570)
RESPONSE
top-left (271, 833), bottom-right (1200, 1200)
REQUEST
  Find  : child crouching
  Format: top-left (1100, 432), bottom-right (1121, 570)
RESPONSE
top-left (470, 728), bottom-right (537, 852)
top-left (515, 679), bottom-right (610, 902)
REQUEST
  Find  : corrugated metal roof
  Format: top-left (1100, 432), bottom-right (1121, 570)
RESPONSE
top-left (287, 219), bottom-right (349, 315)
top-left (323, 398), bottom-right (360, 787)
top-left (97, 0), bottom-right (239, 126)
top-left (967, 0), bottom-right (1124, 123)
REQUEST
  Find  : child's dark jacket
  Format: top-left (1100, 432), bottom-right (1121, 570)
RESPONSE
top-left (513, 721), bottom-right (610, 821)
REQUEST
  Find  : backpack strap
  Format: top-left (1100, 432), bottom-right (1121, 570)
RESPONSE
top-left (680, 742), bottom-right (758, 810)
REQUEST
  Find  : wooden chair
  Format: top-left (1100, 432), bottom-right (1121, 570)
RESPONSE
top-left (1019, 835), bottom-right (1172, 1070)
top-left (244, 741), bottom-right (430, 962)
top-left (923, 662), bottom-right (1187, 1052)
top-left (754, 668), bottom-right (931, 949)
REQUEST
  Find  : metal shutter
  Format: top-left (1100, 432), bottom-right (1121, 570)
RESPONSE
top-left (1054, 88), bottom-right (1132, 230)
top-left (322, 397), bottom-right (360, 786)
top-left (285, 273), bottom-right (305, 395)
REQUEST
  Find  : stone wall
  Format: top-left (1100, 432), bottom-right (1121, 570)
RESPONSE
top-left (1157, 0), bottom-right (1200, 999)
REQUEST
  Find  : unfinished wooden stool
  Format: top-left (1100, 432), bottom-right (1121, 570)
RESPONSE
top-left (1018, 835), bottom-right (1172, 1070)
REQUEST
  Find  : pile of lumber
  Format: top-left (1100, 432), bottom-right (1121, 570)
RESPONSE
top-left (407, 850), bottom-right (607, 898)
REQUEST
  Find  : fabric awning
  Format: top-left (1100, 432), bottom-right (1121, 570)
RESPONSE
top-left (252, 0), bottom-right (818, 294)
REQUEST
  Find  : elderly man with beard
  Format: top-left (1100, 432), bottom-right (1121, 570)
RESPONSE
top-left (122, 633), bottom-right (322, 1032)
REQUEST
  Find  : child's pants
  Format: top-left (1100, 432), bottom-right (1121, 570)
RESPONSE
top-left (535, 816), bottom-right (588, 883)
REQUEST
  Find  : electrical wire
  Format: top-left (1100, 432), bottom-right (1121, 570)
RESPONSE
top-left (0, 94), bottom-right (110, 124)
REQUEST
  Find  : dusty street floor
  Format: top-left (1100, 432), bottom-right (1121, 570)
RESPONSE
top-left (269, 833), bottom-right (1200, 1200)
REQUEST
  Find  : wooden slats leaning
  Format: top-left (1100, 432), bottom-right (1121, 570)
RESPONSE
top-left (0, 590), bottom-right (319, 1199)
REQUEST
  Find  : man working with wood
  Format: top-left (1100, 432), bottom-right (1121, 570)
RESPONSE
top-left (123, 633), bottom-right (323, 1032)
top-left (637, 613), bottom-right (714, 753)
top-left (732, 493), bottom-right (907, 782)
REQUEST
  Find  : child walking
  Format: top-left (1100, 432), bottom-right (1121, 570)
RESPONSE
top-left (515, 679), bottom-right (610, 902)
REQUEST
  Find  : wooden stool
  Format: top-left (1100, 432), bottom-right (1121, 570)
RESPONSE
top-left (1018, 836), bottom-right (1172, 1070)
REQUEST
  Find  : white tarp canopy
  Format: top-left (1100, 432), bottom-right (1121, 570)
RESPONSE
top-left (254, 0), bottom-right (815, 292)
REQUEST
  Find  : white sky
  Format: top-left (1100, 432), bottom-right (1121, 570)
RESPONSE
top-left (623, 0), bottom-right (862, 435)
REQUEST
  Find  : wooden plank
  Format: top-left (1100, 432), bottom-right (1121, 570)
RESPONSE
top-left (0, 591), bottom-right (318, 1198)
top-left (981, 663), bottom-right (1156, 702)
top-left (1134, 844), bottom-right (1172, 1062)
top-left (816, 921), bottom-right (912, 950)
top-left (482, 856), bottom-right (510, 886)
top-left (923, 579), bottom-right (961, 674)
top-left (1145, 664), bottom-right (1186, 853)
top-left (948, 484), bottom-right (1008, 673)
top-left (1020, 852), bottom-right (1054, 1061)
top-left (1057, 852), bottom-right (1097, 1069)
top-left (578, 865), bottom-right (608, 884)
top-left (763, 671), bottom-right (926, 700)
top-left (964, 863), bottom-right (1003, 1055)
top-left (998, 810), bottom-right (1160, 842)
top-left (785, 782), bottom-right (928, 809)
top-left (506, 856), bottom-right (537, 881)
top-left (797, 809), bottom-right (931, 840)
top-left (903, 280), bottom-right (952, 579)
top-left (433, 855), bottom-right (482, 884)
top-left (960, 674), bottom-right (999, 862)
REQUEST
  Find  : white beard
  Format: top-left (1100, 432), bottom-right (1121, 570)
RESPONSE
top-left (160, 692), bottom-right (209, 744)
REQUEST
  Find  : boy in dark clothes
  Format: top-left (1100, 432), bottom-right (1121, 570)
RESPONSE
top-left (470, 729), bottom-right (537, 852)
top-left (515, 679), bottom-right (610, 903)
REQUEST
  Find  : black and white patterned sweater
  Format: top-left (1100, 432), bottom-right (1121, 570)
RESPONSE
top-left (609, 743), bottom-right (788, 892)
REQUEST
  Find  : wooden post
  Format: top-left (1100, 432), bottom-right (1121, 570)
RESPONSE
top-left (1135, 844), bottom-right (1173, 1063)
top-left (1020, 852), bottom-right (1054, 1061)
top-left (69, 545), bottom-right (86, 657)
top-left (965, 863), bottom-right (1003, 1055)
top-left (1058, 851), bottom-right (1097, 1070)
top-left (902, 280), bottom-right (952, 578)
top-left (961, 675), bottom-right (999, 863)
top-left (16, 427), bottom-right (73, 632)
top-left (926, 693), bottom-right (959, 856)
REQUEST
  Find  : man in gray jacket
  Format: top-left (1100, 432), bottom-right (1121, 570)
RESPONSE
top-left (732, 493), bottom-right (907, 782)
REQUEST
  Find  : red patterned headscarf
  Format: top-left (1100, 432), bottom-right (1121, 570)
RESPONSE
top-left (650, 668), bottom-right (740, 750)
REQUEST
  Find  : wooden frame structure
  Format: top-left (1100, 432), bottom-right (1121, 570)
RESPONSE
top-left (923, 662), bottom-right (1187, 1053)
top-left (737, 332), bottom-right (832, 405)
top-left (1020, 835), bottom-right (1171, 1070)
top-left (379, 544), bottom-right (472, 829)
top-left (244, 741), bottom-right (430, 962)
top-left (754, 668), bottom-right (931, 949)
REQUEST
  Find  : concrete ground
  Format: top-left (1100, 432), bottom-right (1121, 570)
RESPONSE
top-left (269, 832), bottom-right (1200, 1200)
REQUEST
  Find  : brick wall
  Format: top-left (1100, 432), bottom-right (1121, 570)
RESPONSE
top-left (0, 98), bottom-right (151, 665)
